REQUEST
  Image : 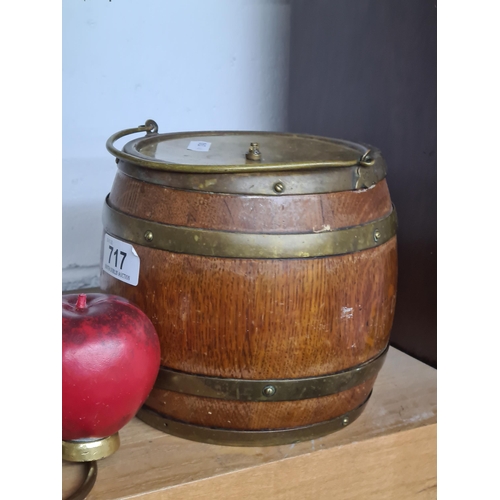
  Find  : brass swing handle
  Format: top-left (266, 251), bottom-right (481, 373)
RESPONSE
top-left (106, 120), bottom-right (376, 173)
top-left (106, 119), bottom-right (159, 166)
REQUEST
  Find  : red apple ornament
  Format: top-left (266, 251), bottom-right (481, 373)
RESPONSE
top-left (62, 293), bottom-right (161, 447)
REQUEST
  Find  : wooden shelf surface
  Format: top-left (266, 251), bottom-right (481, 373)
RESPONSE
top-left (62, 347), bottom-right (437, 499)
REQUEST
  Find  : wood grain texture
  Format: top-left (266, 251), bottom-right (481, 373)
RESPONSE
top-left (62, 348), bottom-right (437, 500)
top-left (148, 425), bottom-right (437, 500)
top-left (109, 172), bottom-right (393, 233)
top-left (101, 238), bottom-right (397, 379)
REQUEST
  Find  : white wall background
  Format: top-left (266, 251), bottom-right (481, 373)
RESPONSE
top-left (63, 0), bottom-right (291, 290)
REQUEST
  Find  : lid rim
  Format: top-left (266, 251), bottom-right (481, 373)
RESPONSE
top-left (118, 130), bottom-right (377, 173)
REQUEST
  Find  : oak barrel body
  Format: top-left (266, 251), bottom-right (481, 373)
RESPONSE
top-left (100, 122), bottom-right (398, 446)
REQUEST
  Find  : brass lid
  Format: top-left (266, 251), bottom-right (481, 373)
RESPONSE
top-left (107, 120), bottom-right (379, 174)
top-left (126, 131), bottom-right (369, 169)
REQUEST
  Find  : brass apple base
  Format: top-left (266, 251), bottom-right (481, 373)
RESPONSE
top-left (62, 433), bottom-right (120, 462)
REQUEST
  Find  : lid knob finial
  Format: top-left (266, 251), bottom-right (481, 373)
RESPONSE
top-left (246, 142), bottom-right (262, 161)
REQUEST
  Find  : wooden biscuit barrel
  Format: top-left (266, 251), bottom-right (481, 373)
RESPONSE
top-left (100, 119), bottom-right (398, 446)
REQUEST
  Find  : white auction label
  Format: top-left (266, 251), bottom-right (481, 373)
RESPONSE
top-left (102, 234), bottom-right (140, 286)
top-left (187, 140), bottom-right (211, 152)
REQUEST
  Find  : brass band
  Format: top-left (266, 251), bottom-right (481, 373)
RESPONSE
top-left (137, 391), bottom-right (371, 447)
top-left (117, 159), bottom-right (387, 195)
top-left (154, 346), bottom-right (388, 402)
top-left (102, 197), bottom-right (397, 259)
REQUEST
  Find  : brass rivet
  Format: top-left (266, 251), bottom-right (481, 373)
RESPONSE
top-left (144, 230), bottom-right (154, 242)
top-left (262, 385), bottom-right (276, 397)
top-left (342, 417), bottom-right (349, 426)
top-left (273, 182), bottom-right (285, 193)
top-left (373, 229), bottom-right (381, 242)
